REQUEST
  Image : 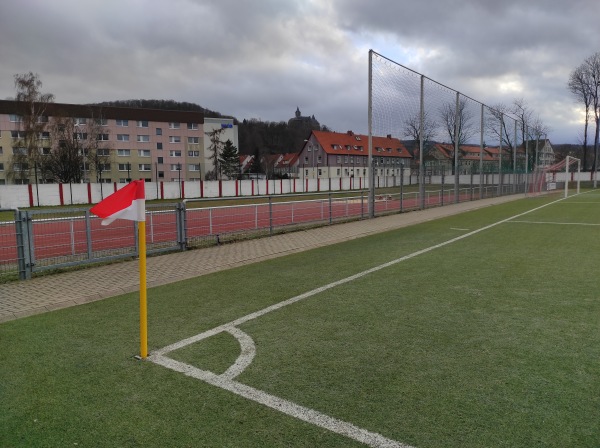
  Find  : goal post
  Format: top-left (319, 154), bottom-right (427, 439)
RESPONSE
top-left (564, 156), bottom-right (581, 198)
top-left (527, 156), bottom-right (581, 198)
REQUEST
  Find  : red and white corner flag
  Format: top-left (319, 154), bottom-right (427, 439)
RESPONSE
top-left (91, 180), bottom-right (146, 225)
top-left (91, 179), bottom-right (149, 358)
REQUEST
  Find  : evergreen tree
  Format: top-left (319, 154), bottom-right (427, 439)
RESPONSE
top-left (219, 139), bottom-right (240, 179)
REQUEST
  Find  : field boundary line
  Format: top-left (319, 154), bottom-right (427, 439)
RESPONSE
top-left (149, 193), bottom-right (575, 447)
top-left (508, 220), bottom-right (600, 226)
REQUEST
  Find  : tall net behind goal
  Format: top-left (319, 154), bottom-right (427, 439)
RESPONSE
top-left (527, 156), bottom-right (581, 197)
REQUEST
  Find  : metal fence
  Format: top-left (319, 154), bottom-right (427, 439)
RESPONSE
top-left (0, 182), bottom-right (525, 281)
top-left (369, 50), bottom-right (545, 208)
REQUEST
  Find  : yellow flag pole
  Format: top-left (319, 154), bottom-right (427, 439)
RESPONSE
top-left (139, 220), bottom-right (148, 359)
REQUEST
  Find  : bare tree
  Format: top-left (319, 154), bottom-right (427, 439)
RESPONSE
top-left (439, 99), bottom-right (477, 146)
top-left (205, 127), bottom-right (225, 180)
top-left (403, 111), bottom-right (437, 155)
top-left (581, 53), bottom-right (600, 174)
top-left (568, 64), bottom-right (593, 169)
top-left (45, 116), bottom-right (83, 183)
top-left (487, 103), bottom-right (514, 153)
top-left (10, 72), bottom-right (54, 183)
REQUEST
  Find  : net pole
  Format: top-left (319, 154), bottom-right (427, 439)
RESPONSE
top-left (367, 50), bottom-right (374, 218)
top-left (565, 156), bottom-right (570, 198)
top-left (454, 91), bottom-right (460, 203)
top-left (479, 104), bottom-right (484, 199)
top-left (419, 75), bottom-right (425, 209)
top-left (577, 158), bottom-right (581, 194)
top-left (525, 126), bottom-right (529, 195)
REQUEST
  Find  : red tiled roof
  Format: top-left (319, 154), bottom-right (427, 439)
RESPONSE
top-left (275, 153), bottom-right (299, 168)
top-left (311, 130), bottom-right (412, 159)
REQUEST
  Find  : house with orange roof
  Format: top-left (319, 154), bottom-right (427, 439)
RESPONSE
top-left (299, 130), bottom-right (412, 179)
top-left (274, 153), bottom-right (300, 178)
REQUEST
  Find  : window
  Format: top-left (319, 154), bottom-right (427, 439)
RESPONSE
top-left (0, 147), bottom-right (3, 155)
top-left (169, 122), bottom-right (180, 129)
top-left (336, 156), bottom-right (341, 163)
top-left (9, 114), bottom-right (22, 122)
top-left (117, 134), bottom-right (129, 141)
top-left (97, 148), bottom-right (110, 156)
top-left (304, 156), bottom-right (308, 163)
top-left (39, 131), bottom-right (50, 139)
top-left (157, 157), bottom-right (163, 164)
top-left (188, 137), bottom-right (199, 144)
top-left (139, 164), bottom-right (151, 171)
top-left (344, 156), bottom-right (348, 163)
top-left (187, 123), bottom-right (198, 130)
top-left (137, 120), bottom-right (149, 127)
top-left (188, 150), bottom-right (200, 157)
top-left (188, 164), bottom-right (200, 171)
top-left (118, 163), bottom-right (131, 171)
top-left (137, 135), bottom-right (150, 142)
top-left (171, 164), bottom-right (182, 171)
top-left (41, 147), bottom-right (51, 155)
top-left (117, 149), bottom-right (130, 156)
top-left (13, 147), bottom-right (26, 155)
top-left (97, 134), bottom-right (109, 141)
top-left (95, 118), bottom-right (108, 126)
top-left (74, 118), bottom-right (87, 125)
top-left (75, 132), bottom-right (88, 141)
top-left (158, 171), bottom-right (164, 179)
top-left (138, 149), bottom-right (151, 157)
top-left (169, 150), bottom-right (181, 157)
top-left (317, 156), bottom-right (322, 163)
top-left (13, 162), bottom-right (29, 171)
top-left (15, 178), bottom-right (29, 185)
top-left (0, 163), bottom-right (3, 171)
top-left (98, 163), bottom-right (111, 171)
top-left (37, 116), bottom-right (49, 123)
top-left (116, 119), bottom-right (128, 127)
top-left (11, 131), bottom-right (25, 139)
top-left (156, 128), bottom-right (162, 136)
top-left (157, 142), bottom-right (163, 150)
top-left (169, 136), bottom-right (181, 143)
top-left (355, 135), bottom-right (361, 141)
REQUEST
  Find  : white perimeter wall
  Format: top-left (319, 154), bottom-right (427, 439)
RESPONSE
top-left (0, 171), bottom-right (595, 209)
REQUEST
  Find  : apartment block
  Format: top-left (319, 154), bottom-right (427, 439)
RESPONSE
top-left (0, 100), bottom-right (208, 185)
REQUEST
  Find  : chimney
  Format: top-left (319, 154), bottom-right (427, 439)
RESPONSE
top-left (387, 134), bottom-right (392, 139)
top-left (347, 130), bottom-right (354, 136)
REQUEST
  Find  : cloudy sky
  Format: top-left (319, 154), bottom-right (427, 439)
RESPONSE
top-left (1, 0), bottom-right (598, 143)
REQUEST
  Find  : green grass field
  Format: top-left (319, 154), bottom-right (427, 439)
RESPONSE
top-left (2, 192), bottom-right (600, 447)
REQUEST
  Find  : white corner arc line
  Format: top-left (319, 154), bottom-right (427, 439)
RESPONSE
top-left (151, 354), bottom-right (413, 448)
top-left (149, 194), bottom-right (574, 447)
top-left (221, 326), bottom-right (256, 380)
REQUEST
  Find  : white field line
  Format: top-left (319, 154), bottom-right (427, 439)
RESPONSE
top-left (148, 194), bottom-right (574, 448)
top-left (151, 353), bottom-right (411, 448)
top-left (508, 220), bottom-right (600, 226)
top-left (449, 227), bottom-right (470, 231)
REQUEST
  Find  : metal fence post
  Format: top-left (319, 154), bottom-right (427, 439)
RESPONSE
top-left (85, 211), bottom-right (93, 260)
top-left (176, 202), bottom-right (187, 251)
top-left (328, 193), bottom-right (333, 224)
top-left (268, 196), bottom-right (273, 235)
top-left (14, 210), bottom-right (28, 280)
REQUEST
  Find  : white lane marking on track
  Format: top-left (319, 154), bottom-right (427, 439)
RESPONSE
top-left (149, 193), bottom-right (577, 448)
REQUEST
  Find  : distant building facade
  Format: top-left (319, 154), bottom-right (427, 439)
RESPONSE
top-left (0, 100), bottom-right (207, 184)
top-left (299, 130), bottom-right (412, 179)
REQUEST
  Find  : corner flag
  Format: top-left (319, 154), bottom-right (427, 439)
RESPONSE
top-left (90, 180), bottom-right (149, 359)
top-left (90, 180), bottom-right (146, 225)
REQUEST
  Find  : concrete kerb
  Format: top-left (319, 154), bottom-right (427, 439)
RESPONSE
top-left (0, 194), bottom-right (525, 323)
